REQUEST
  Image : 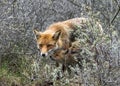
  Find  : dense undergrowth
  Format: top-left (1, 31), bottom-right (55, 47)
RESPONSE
top-left (0, 18), bottom-right (120, 86)
top-left (0, 0), bottom-right (120, 86)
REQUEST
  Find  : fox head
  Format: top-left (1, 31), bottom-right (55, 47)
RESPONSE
top-left (34, 29), bottom-right (61, 57)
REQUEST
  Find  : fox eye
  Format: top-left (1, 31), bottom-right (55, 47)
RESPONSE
top-left (47, 44), bottom-right (54, 47)
top-left (39, 44), bottom-right (43, 47)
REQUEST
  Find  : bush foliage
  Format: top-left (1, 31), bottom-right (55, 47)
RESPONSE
top-left (0, 0), bottom-right (120, 86)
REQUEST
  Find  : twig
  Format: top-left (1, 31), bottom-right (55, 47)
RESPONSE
top-left (110, 0), bottom-right (120, 25)
top-left (67, 0), bottom-right (80, 7)
top-left (110, 6), bottom-right (120, 25)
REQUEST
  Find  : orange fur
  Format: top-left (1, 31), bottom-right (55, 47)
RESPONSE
top-left (34, 17), bottom-right (103, 69)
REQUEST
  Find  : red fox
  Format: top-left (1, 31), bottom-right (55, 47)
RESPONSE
top-left (34, 17), bottom-right (103, 67)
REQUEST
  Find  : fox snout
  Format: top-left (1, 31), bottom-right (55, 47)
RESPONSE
top-left (41, 53), bottom-right (48, 57)
top-left (37, 46), bottom-right (48, 57)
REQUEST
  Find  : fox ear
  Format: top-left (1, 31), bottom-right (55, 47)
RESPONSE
top-left (33, 29), bottom-right (42, 39)
top-left (53, 30), bottom-right (61, 40)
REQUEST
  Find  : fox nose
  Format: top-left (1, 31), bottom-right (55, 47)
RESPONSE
top-left (41, 53), bottom-right (46, 57)
top-left (41, 53), bottom-right (48, 57)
